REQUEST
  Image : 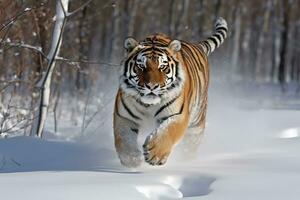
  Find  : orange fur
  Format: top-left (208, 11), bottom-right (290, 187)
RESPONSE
top-left (113, 20), bottom-right (227, 166)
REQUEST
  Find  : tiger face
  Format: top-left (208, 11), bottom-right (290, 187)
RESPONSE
top-left (120, 37), bottom-right (185, 105)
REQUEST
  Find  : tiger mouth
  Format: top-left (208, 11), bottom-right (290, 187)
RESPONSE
top-left (138, 91), bottom-right (162, 105)
top-left (147, 92), bottom-right (157, 96)
top-left (140, 91), bottom-right (160, 97)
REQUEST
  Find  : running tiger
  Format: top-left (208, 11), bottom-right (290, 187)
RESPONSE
top-left (113, 17), bottom-right (228, 167)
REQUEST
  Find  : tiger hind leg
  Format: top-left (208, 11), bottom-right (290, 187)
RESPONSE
top-left (180, 125), bottom-right (205, 158)
top-left (180, 100), bottom-right (208, 158)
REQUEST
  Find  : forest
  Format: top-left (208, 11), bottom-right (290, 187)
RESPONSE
top-left (0, 0), bottom-right (299, 136)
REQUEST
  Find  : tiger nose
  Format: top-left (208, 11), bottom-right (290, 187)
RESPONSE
top-left (145, 83), bottom-right (159, 90)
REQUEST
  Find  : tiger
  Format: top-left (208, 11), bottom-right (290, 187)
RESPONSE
top-left (113, 17), bottom-right (228, 167)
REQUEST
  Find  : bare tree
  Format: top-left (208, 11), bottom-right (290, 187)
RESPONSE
top-left (31, 0), bottom-right (94, 137)
top-left (31, 0), bottom-right (69, 137)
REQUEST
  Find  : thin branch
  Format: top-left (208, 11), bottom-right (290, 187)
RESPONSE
top-left (84, 95), bottom-right (115, 134)
top-left (81, 87), bottom-right (92, 134)
top-left (79, 0), bottom-right (116, 19)
top-left (0, 93), bottom-right (13, 134)
top-left (1, 26), bottom-right (13, 44)
top-left (56, 56), bottom-right (81, 70)
top-left (56, 56), bottom-right (119, 67)
top-left (0, 8), bottom-right (34, 43)
top-left (89, 105), bottom-right (114, 135)
top-left (5, 105), bottom-right (32, 111)
top-left (0, 82), bottom-right (15, 93)
top-left (0, 8), bottom-right (32, 33)
top-left (1, 116), bottom-right (36, 134)
top-left (53, 88), bottom-right (60, 133)
top-left (0, 41), bottom-right (47, 59)
top-left (67, 0), bottom-right (93, 17)
top-left (0, 3), bottom-right (47, 45)
top-left (0, 41), bottom-right (119, 73)
top-left (0, 156), bottom-right (6, 170)
top-left (10, 158), bottom-right (21, 167)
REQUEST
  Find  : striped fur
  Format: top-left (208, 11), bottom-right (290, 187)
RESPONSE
top-left (113, 18), bottom-right (228, 167)
top-left (200, 17), bottom-right (228, 55)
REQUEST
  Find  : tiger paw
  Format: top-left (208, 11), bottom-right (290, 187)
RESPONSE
top-left (143, 133), bottom-right (171, 166)
top-left (118, 150), bottom-right (143, 168)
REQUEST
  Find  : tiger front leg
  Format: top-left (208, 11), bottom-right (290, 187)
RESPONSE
top-left (114, 114), bottom-right (142, 168)
top-left (143, 114), bottom-right (189, 166)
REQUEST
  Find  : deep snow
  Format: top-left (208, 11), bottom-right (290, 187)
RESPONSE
top-left (1, 83), bottom-right (300, 200)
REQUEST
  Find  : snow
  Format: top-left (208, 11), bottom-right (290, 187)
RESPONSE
top-left (24, 8), bottom-right (31, 12)
top-left (279, 128), bottom-right (300, 139)
top-left (1, 83), bottom-right (300, 199)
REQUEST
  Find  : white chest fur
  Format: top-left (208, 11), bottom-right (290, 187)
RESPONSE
top-left (118, 96), bottom-right (179, 149)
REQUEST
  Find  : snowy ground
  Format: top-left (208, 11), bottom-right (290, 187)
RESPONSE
top-left (1, 82), bottom-right (300, 200)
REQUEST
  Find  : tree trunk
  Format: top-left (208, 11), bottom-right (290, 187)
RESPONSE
top-left (174, 0), bottom-right (190, 37)
top-left (31, 0), bottom-right (69, 138)
top-left (75, 5), bottom-right (88, 91)
top-left (167, 0), bottom-right (175, 36)
top-left (123, 0), bottom-right (139, 37)
top-left (278, 0), bottom-right (290, 88)
top-left (214, 0), bottom-right (222, 21)
top-left (255, 0), bottom-right (272, 82)
top-left (230, 5), bottom-right (241, 78)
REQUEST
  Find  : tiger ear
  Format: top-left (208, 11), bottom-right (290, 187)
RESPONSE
top-left (124, 37), bottom-right (138, 52)
top-left (168, 40), bottom-right (181, 52)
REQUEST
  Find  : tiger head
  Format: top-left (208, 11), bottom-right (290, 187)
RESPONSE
top-left (120, 35), bottom-right (185, 105)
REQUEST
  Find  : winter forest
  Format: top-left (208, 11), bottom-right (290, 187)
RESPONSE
top-left (1, 0), bottom-right (300, 200)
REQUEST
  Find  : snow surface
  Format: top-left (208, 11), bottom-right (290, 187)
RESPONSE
top-left (1, 83), bottom-right (300, 200)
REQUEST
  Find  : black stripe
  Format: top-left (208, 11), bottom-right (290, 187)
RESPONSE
top-left (155, 96), bottom-right (179, 117)
top-left (116, 112), bottom-right (140, 127)
top-left (157, 101), bottom-right (184, 124)
top-left (152, 47), bottom-right (166, 52)
top-left (208, 36), bottom-right (219, 47)
top-left (140, 48), bottom-right (152, 54)
top-left (203, 41), bottom-right (211, 52)
top-left (121, 97), bottom-right (141, 120)
top-left (174, 61), bottom-right (179, 79)
top-left (116, 107), bottom-right (139, 126)
top-left (216, 27), bottom-right (227, 32)
top-left (214, 33), bottom-right (222, 42)
top-left (124, 54), bottom-right (138, 76)
top-left (124, 79), bottom-right (134, 88)
top-left (139, 47), bottom-right (165, 54)
top-left (131, 128), bottom-right (138, 134)
top-left (217, 30), bottom-right (226, 38)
